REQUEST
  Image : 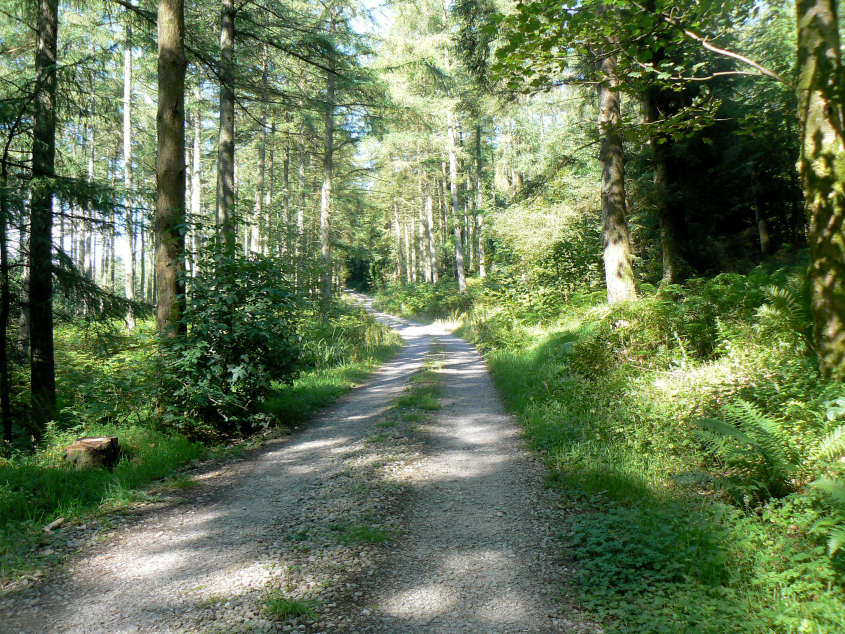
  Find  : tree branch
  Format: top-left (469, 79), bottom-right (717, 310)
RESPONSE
top-left (628, 0), bottom-right (790, 86)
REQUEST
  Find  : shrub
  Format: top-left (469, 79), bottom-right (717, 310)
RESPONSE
top-left (160, 251), bottom-right (300, 438)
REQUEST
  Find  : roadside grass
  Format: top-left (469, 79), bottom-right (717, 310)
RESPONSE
top-left (264, 303), bottom-right (401, 424)
top-left (0, 419), bottom-right (205, 580)
top-left (263, 591), bottom-right (320, 620)
top-left (376, 272), bottom-right (845, 633)
top-left (1, 303), bottom-right (401, 585)
top-left (263, 357), bottom-right (393, 424)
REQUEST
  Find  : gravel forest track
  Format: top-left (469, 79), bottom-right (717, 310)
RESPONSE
top-left (0, 297), bottom-right (592, 633)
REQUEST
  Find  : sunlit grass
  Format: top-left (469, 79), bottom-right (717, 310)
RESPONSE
top-left (263, 591), bottom-right (320, 620)
top-left (376, 273), bottom-right (845, 633)
top-left (1, 304), bottom-right (402, 583)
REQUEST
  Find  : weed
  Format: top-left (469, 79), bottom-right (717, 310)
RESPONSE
top-left (263, 591), bottom-right (319, 619)
top-left (285, 530), bottom-right (309, 542)
top-left (396, 390), bottom-right (440, 411)
top-left (338, 524), bottom-right (391, 545)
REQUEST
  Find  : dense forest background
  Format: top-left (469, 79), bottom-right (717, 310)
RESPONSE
top-left (4, 0), bottom-right (845, 630)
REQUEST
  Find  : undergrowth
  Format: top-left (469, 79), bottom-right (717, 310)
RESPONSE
top-left (0, 297), bottom-right (400, 583)
top-left (376, 260), bottom-right (845, 632)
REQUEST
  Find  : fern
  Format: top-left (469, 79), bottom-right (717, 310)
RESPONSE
top-left (811, 478), bottom-right (845, 555)
top-left (695, 399), bottom-right (798, 501)
top-left (812, 424), bottom-right (845, 463)
top-left (754, 279), bottom-right (813, 350)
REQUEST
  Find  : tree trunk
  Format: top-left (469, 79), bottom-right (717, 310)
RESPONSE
top-left (403, 211), bottom-right (411, 284)
top-left (597, 51), bottom-right (636, 304)
top-left (448, 115), bottom-right (467, 293)
top-left (216, 0), bottom-right (235, 253)
top-left (17, 215), bottom-right (29, 358)
top-left (320, 53), bottom-right (335, 310)
top-left (296, 142), bottom-right (306, 290)
top-left (425, 181), bottom-right (436, 283)
top-left (283, 141), bottom-right (291, 262)
top-left (796, 0), bottom-right (845, 376)
top-left (86, 128), bottom-right (95, 280)
top-left (644, 88), bottom-right (688, 284)
top-left (751, 164), bottom-right (773, 255)
top-left (110, 219), bottom-right (116, 289)
top-left (393, 198), bottom-right (404, 282)
top-left (191, 83), bottom-right (202, 264)
top-left (475, 123), bottom-right (486, 279)
top-left (155, 0), bottom-right (187, 336)
top-left (1, 154), bottom-right (12, 442)
top-left (252, 46), bottom-right (267, 257)
top-left (123, 19), bottom-right (136, 327)
top-left (30, 0), bottom-right (59, 439)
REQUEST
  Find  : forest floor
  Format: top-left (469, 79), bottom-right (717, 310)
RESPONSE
top-left (0, 297), bottom-right (593, 633)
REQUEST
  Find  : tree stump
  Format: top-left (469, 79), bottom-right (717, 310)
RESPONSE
top-left (63, 436), bottom-right (120, 471)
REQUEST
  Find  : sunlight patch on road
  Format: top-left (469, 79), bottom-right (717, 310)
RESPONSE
top-left (379, 583), bottom-right (456, 617)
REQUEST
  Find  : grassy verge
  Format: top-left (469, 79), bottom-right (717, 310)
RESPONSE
top-left (1, 301), bottom-right (401, 584)
top-left (376, 271), bottom-right (845, 633)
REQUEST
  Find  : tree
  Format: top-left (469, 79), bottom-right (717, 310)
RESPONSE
top-left (796, 0), bottom-right (845, 376)
top-left (155, 0), bottom-right (187, 336)
top-left (493, 0), bottom-right (638, 304)
top-left (216, 0), bottom-right (236, 253)
top-left (596, 47), bottom-right (636, 303)
top-left (320, 9), bottom-right (337, 310)
top-left (123, 10), bottom-right (136, 327)
top-left (30, 0), bottom-right (59, 438)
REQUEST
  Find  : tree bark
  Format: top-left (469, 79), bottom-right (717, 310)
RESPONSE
top-left (796, 0), bottom-right (845, 376)
top-left (30, 0), bottom-right (59, 438)
top-left (425, 181), bottom-right (437, 283)
top-left (1, 148), bottom-right (13, 442)
top-left (643, 88), bottom-right (689, 284)
top-left (448, 115), bottom-right (467, 293)
top-left (597, 51), bottom-right (637, 304)
top-left (123, 19), bottom-right (136, 326)
top-left (296, 140), bottom-right (306, 290)
top-left (191, 83), bottom-right (202, 265)
top-left (216, 0), bottom-right (235, 253)
top-left (474, 123), bottom-right (486, 278)
top-left (155, 0), bottom-right (187, 337)
top-left (320, 50), bottom-right (336, 310)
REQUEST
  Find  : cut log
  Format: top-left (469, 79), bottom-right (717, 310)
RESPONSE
top-left (63, 436), bottom-right (119, 471)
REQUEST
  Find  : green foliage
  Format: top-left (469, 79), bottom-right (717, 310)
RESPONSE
top-left (0, 422), bottom-right (203, 577)
top-left (374, 280), bottom-right (477, 322)
top-left (695, 400), bottom-right (800, 502)
top-left (263, 303), bottom-right (401, 425)
top-left (380, 259), bottom-right (845, 630)
top-left (263, 592), bottom-right (320, 620)
top-left (160, 252), bottom-right (300, 439)
top-left (811, 478), bottom-right (845, 557)
top-left (53, 321), bottom-right (158, 431)
top-left (330, 522), bottom-right (392, 545)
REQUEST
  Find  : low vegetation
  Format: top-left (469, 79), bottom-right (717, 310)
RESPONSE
top-left (263, 591), bottom-right (320, 620)
top-left (0, 298), bottom-right (400, 582)
top-left (375, 261), bottom-right (845, 632)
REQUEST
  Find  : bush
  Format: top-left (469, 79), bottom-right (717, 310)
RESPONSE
top-left (160, 251), bottom-right (300, 438)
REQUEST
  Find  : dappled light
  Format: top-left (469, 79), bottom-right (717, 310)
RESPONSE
top-left (4, 0), bottom-right (845, 631)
